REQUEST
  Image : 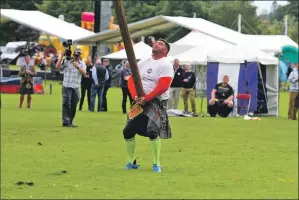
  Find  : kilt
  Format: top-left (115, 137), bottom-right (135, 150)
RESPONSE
top-left (127, 98), bottom-right (172, 139)
top-left (20, 82), bottom-right (34, 95)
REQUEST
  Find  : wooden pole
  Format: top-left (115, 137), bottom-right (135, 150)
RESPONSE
top-left (114, 0), bottom-right (144, 97)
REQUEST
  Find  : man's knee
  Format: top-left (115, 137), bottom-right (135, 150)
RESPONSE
top-left (62, 97), bottom-right (71, 107)
top-left (123, 124), bottom-right (136, 139)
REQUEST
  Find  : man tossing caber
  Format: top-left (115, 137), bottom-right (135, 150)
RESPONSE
top-left (122, 39), bottom-right (174, 173)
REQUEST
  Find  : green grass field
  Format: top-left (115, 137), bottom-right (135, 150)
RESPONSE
top-left (1, 81), bottom-right (298, 199)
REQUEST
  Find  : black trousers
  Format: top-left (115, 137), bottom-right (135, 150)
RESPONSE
top-left (79, 84), bottom-right (91, 110)
top-left (102, 86), bottom-right (109, 111)
top-left (62, 87), bottom-right (79, 125)
top-left (208, 101), bottom-right (232, 118)
top-left (121, 87), bottom-right (133, 113)
top-left (123, 114), bottom-right (159, 140)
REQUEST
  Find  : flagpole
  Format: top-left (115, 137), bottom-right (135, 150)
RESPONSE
top-left (284, 15), bottom-right (288, 36)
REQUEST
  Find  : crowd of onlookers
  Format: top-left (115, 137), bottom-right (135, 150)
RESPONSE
top-left (17, 50), bottom-right (299, 121)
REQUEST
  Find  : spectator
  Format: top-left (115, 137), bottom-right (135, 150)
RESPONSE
top-left (55, 48), bottom-right (86, 127)
top-left (208, 75), bottom-right (234, 117)
top-left (181, 64), bottom-right (197, 116)
top-left (287, 62), bottom-right (299, 120)
top-left (120, 61), bottom-right (133, 114)
top-left (167, 58), bottom-right (184, 109)
top-left (79, 56), bottom-right (93, 111)
top-left (19, 55), bottom-right (37, 108)
top-left (102, 58), bottom-right (113, 112)
top-left (90, 59), bottom-right (109, 112)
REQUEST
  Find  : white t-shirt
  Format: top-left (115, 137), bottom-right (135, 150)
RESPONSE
top-left (138, 57), bottom-right (174, 100)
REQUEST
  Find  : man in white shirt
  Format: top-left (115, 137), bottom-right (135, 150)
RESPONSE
top-left (122, 39), bottom-right (174, 173)
top-left (287, 62), bottom-right (299, 120)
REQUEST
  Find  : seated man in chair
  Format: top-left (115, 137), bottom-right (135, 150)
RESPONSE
top-left (208, 75), bottom-right (234, 117)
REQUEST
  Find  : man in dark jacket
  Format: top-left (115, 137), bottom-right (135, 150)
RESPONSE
top-left (90, 59), bottom-right (109, 112)
top-left (102, 58), bottom-right (113, 111)
top-left (167, 58), bottom-right (184, 109)
top-left (79, 56), bottom-right (92, 111)
top-left (120, 61), bottom-right (133, 114)
top-left (181, 64), bottom-right (197, 116)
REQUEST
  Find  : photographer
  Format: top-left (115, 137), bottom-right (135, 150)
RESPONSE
top-left (19, 55), bottom-right (37, 108)
top-left (56, 48), bottom-right (86, 128)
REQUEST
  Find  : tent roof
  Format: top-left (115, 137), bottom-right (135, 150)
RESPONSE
top-left (168, 43), bottom-right (195, 57)
top-left (74, 15), bottom-right (244, 45)
top-left (174, 31), bottom-right (234, 48)
top-left (207, 44), bottom-right (279, 65)
top-left (240, 34), bottom-right (298, 53)
top-left (0, 9), bottom-right (95, 41)
top-left (102, 41), bottom-right (152, 60)
top-left (173, 31), bottom-right (234, 64)
top-left (176, 43), bottom-right (233, 65)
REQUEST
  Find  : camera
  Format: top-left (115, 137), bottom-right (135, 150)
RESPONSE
top-left (19, 43), bottom-right (36, 57)
top-left (62, 39), bottom-right (73, 60)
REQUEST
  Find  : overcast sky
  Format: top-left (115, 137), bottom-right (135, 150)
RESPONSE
top-left (253, 1), bottom-right (289, 14)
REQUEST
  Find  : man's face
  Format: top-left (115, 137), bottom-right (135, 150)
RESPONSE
top-left (103, 60), bottom-right (109, 67)
top-left (185, 64), bottom-right (190, 71)
top-left (223, 76), bottom-right (229, 84)
top-left (152, 41), bottom-right (167, 55)
top-left (25, 56), bottom-right (30, 64)
top-left (174, 59), bottom-right (179, 67)
top-left (86, 56), bottom-right (91, 65)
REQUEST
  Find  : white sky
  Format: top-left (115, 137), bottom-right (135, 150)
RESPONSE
top-left (253, 1), bottom-right (289, 14)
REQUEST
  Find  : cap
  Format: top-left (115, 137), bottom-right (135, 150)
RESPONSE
top-left (74, 48), bottom-right (82, 55)
top-left (158, 38), bottom-right (170, 53)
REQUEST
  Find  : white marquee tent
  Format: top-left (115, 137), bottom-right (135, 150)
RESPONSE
top-left (0, 9), bottom-right (94, 40)
top-left (102, 41), bottom-right (152, 60)
top-left (207, 44), bottom-right (279, 65)
top-left (174, 31), bottom-right (234, 64)
top-left (206, 45), bottom-right (279, 116)
top-left (240, 35), bottom-right (298, 53)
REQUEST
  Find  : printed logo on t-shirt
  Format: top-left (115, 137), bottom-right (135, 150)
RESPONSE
top-left (147, 68), bottom-right (152, 74)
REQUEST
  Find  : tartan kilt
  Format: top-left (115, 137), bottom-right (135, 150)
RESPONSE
top-left (20, 82), bottom-right (34, 95)
top-left (127, 98), bottom-right (172, 139)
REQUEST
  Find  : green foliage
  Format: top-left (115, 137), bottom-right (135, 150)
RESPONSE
top-left (0, 0), bottom-right (42, 45)
top-left (35, 0), bottom-right (93, 26)
top-left (209, 1), bottom-right (260, 34)
top-left (0, 1), bottom-right (298, 46)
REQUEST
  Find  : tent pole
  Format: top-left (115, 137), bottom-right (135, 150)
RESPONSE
top-left (257, 62), bottom-right (269, 116)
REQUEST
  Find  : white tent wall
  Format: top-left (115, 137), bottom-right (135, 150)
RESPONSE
top-left (264, 64), bottom-right (279, 116)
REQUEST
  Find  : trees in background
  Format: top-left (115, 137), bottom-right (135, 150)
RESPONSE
top-left (0, 0), bottom-right (298, 45)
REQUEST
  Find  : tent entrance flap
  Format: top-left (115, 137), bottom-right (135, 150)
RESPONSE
top-left (256, 64), bottom-right (269, 115)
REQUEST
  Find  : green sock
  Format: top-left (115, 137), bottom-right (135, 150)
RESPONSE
top-left (151, 137), bottom-right (161, 166)
top-left (125, 137), bottom-right (136, 163)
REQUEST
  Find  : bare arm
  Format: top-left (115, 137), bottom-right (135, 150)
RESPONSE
top-left (124, 75), bottom-right (130, 81)
top-left (55, 50), bottom-right (65, 69)
top-left (211, 89), bottom-right (217, 99)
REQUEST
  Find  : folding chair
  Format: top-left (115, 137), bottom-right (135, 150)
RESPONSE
top-left (233, 94), bottom-right (251, 116)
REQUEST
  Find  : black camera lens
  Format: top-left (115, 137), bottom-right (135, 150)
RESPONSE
top-left (62, 41), bottom-right (68, 47)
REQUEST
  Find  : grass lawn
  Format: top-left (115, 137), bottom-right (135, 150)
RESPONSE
top-left (1, 81), bottom-right (298, 199)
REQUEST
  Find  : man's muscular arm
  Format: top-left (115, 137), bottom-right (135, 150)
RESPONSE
top-left (128, 75), bottom-right (137, 99)
top-left (144, 77), bottom-right (172, 102)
